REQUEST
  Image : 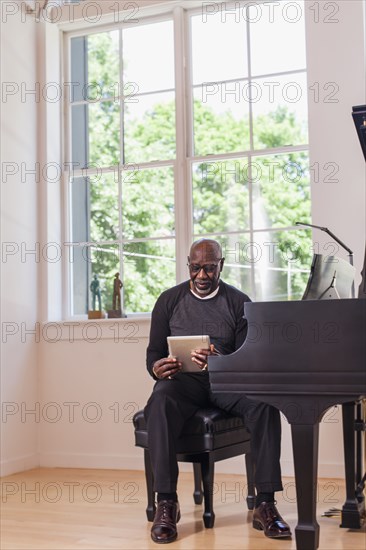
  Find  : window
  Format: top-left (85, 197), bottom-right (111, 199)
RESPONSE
top-left (64, 0), bottom-right (312, 316)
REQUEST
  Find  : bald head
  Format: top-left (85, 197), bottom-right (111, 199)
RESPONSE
top-left (189, 239), bottom-right (222, 261)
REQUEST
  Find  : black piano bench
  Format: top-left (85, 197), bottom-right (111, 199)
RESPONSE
top-left (133, 407), bottom-right (255, 528)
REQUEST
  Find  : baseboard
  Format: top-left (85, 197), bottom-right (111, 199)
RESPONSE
top-left (39, 452), bottom-right (146, 471)
top-left (38, 452), bottom-right (345, 479)
top-left (0, 453), bottom-right (40, 477)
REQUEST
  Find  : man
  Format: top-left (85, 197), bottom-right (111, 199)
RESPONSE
top-left (144, 238), bottom-right (291, 543)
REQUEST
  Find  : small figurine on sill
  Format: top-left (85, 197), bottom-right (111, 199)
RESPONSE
top-left (108, 272), bottom-right (126, 318)
top-left (88, 274), bottom-right (104, 319)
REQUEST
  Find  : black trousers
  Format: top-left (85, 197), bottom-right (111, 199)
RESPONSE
top-left (144, 372), bottom-right (283, 494)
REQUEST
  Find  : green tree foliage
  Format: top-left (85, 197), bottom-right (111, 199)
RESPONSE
top-left (80, 32), bottom-right (312, 312)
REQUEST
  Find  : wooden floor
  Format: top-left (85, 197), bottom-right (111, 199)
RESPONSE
top-left (1, 468), bottom-right (365, 549)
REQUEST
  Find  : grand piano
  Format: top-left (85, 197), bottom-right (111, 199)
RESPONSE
top-left (209, 299), bottom-right (365, 550)
top-left (209, 107), bottom-right (366, 550)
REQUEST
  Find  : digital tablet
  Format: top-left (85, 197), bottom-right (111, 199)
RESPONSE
top-left (167, 335), bottom-right (211, 373)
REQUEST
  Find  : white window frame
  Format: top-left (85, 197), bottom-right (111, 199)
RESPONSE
top-left (55, 0), bottom-right (310, 319)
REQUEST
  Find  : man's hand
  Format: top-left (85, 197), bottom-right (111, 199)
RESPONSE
top-left (152, 357), bottom-right (182, 380)
top-left (191, 344), bottom-right (220, 370)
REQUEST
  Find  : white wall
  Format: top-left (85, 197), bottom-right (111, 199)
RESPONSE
top-left (306, 0), bottom-right (366, 279)
top-left (38, 321), bottom-right (154, 470)
top-left (1, 0), bottom-right (365, 479)
top-left (0, 7), bottom-right (40, 475)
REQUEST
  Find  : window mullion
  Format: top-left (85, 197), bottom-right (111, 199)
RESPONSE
top-left (118, 27), bottom-right (125, 308)
top-left (246, 14), bottom-right (256, 299)
top-left (173, 5), bottom-right (191, 283)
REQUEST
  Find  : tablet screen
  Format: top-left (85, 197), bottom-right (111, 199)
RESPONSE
top-left (167, 335), bottom-right (211, 372)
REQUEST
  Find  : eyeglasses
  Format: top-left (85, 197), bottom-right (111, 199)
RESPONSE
top-left (188, 261), bottom-right (222, 275)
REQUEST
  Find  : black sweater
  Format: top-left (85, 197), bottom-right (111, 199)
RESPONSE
top-left (146, 280), bottom-right (251, 378)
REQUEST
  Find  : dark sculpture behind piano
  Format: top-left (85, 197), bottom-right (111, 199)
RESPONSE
top-left (352, 104), bottom-right (366, 298)
top-left (358, 245), bottom-right (366, 299)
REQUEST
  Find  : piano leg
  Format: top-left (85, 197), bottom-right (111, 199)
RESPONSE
top-left (291, 423), bottom-right (320, 550)
top-left (341, 402), bottom-right (365, 528)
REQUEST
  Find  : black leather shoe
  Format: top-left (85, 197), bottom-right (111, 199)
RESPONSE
top-left (253, 501), bottom-right (292, 539)
top-left (151, 500), bottom-right (181, 544)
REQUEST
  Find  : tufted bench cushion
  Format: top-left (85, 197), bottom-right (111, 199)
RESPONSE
top-left (133, 407), bottom-right (251, 454)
